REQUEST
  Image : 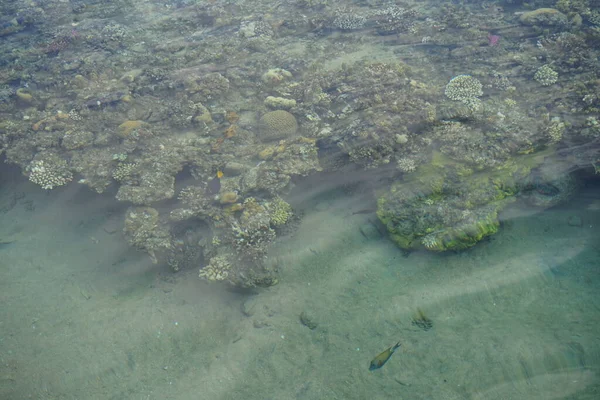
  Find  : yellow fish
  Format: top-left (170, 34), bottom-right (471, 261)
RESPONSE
top-left (369, 342), bottom-right (401, 371)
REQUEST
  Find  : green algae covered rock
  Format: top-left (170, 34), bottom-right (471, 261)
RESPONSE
top-left (519, 8), bottom-right (568, 26)
top-left (377, 150), bottom-right (553, 252)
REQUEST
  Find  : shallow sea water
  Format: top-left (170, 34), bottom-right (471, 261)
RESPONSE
top-left (1, 0), bottom-right (600, 399)
top-left (1, 164), bottom-right (599, 399)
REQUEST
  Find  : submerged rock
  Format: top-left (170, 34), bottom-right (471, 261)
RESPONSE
top-left (521, 170), bottom-right (580, 209)
top-left (519, 8), bottom-right (567, 26)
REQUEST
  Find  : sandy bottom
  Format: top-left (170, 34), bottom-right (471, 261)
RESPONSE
top-left (1, 167), bottom-right (599, 400)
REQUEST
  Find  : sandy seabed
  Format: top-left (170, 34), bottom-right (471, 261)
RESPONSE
top-left (1, 166), bottom-right (599, 400)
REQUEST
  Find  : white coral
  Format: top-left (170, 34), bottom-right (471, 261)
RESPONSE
top-left (397, 157), bottom-right (416, 173)
top-left (445, 75), bottom-right (483, 110)
top-left (421, 234), bottom-right (439, 249)
top-left (199, 256), bottom-right (231, 282)
top-left (28, 159), bottom-right (72, 190)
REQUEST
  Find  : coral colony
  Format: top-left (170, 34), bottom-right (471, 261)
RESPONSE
top-left (487, 33), bottom-right (500, 46)
top-left (0, 1), bottom-right (596, 286)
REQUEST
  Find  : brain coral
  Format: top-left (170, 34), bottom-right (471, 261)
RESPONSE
top-left (259, 110), bottom-right (298, 141)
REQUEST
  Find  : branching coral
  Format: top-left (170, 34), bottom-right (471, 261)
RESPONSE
top-left (112, 162), bottom-right (139, 183)
top-left (444, 75), bottom-right (483, 110)
top-left (544, 117), bottom-right (565, 143)
top-left (268, 197), bottom-right (292, 226)
top-left (534, 65), bottom-right (558, 86)
top-left (27, 155), bottom-right (72, 190)
top-left (199, 255), bottom-right (231, 282)
top-left (228, 197), bottom-right (276, 261)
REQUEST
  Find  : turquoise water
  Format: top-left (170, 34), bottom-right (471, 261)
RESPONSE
top-left (1, 0), bottom-right (600, 399)
top-left (1, 168), bottom-right (599, 399)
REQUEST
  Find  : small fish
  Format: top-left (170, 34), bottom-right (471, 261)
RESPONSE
top-left (369, 342), bottom-right (401, 371)
top-left (0, 239), bottom-right (16, 249)
top-left (206, 170), bottom-right (224, 195)
top-left (351, 208), bottom-right (377, 215)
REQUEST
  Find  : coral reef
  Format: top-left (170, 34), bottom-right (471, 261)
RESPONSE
top-left (264, 96), bottom-right (296, 110)
top-left (268, 197), bottom-right (293, 226)
top-left (397, 157), bottom-right (417, 173)
top-left (258, 110), bottom-right (299, 141)
top-left (444, 75), bottom-right (483, 110)
top-left (200, 248), bottom-right (279, 288)
top-left (112, 162), bottom-right (138, 183)
top-left (543, 117), bottom-right (565, 143)
top-left (27, 155), bottom-right (73, 190)
top-left (377, 140), bottom-right (555, 251)
top-left (534, 65), bottom-right (559, 86)
top-left (167, 220), bottom-right (206, 272)
top-left (262, 68), bottom-right (293, 85)
top-left (124, 207), bottom-right (172, 263)
top-left (0, 0), bottom-right (597, 284)
top-left (230, 197), bottom-right (277, 262)
top-left (372, 6), bottom-right (417, 35)
top-left (519, 8), bottom-right (568, 26)
top-left (332, 12), bottom-right (367, 31)
top-left (199, 255), bottom-right (232, 282)
top-left (61, 129), bottom-right (94, 150)
top-left (521, 164), bottom-right (580, 208)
